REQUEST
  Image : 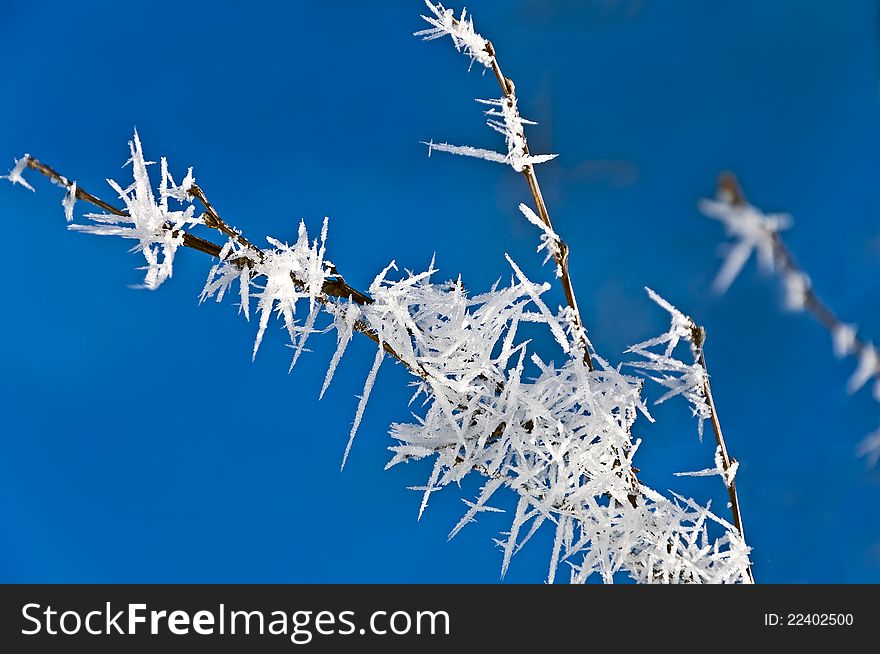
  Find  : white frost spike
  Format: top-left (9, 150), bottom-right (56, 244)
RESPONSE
top-left (369, 260), bottom-right (398, 294)
top-left (239, 266), bottom-right (251, 320)
top-left (1, 155), bottom-right (34, 191)
top-left (847, 345), bottom-right (880, 394)
top-left (505, 254), bottom-right (569, 353)
top-left (699, 198), bottom-right (791, 293)
top-left (201, 240), bottom-right (234, 303)
top-left (500, 495), bottom-right (529, 578)
top-left (341, 345), bottom-right (384, 470)
top-left (782, 270), bottom-right (809, 311)
top-left (831, 323), bottom-right (857, 358)
top-left (448, 477), bottom-right (506, 540)
top-left (674, 467), bottom-right (722, 478)
top-left (547, 515), bottom-right (567, 584)
top-left (424, 140), bottom-right (556, 172)
top-left (640, 287), bottom-right (694, 357)
top-left (416, 2), bottom-right (493, 69)
top-left (200, 238), bottom-right (253, 319)
top-left (414, 457), bottom-right (445, 521)
top-left (251, 243), bottom-right (298, 359)
top-left (250, 219), bottom-right (330, 360)
top-left (162, 165), bottom-right (196, 203)
top-left (520, 203), bottom-right (561, 273)
top-left (287, 219), bottom-right (330, 370)
top-left (289, 304), bottom-right (321, 372)
top-left (857, 429), bottom-right (880, 468)
top-left (62, 182), bottom-right (77, 222)
top-left (320, 302), bottom-right (361, 400)
top-left (308, 217), bottom-right (330, 311)
top-left (425, 140), bottom-right (510, 164)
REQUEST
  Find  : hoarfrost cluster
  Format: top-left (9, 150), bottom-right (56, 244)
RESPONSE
top-left (65, 131), bottom-right (202, 290)
top-left (423, 93), bottom-right (557, 172)
top-left (416, 1), bottom-right (493, 69)
top-left (202, 218), bottom-right (332, 365)
top-left (628, 288), bottom-right (712, 440)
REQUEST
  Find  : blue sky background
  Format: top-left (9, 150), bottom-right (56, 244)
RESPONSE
top-left (1, 0), bottom-right (878, 583)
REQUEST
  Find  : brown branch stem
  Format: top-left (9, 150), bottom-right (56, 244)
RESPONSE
top-left (472, 37), bottom-right (642, 507)
top-left (187, 184), bottom-right (266, 262)
top-left (26, 156), bottom-right (227, 259)
top-left (773, 234), bottom-right (877, 363)
top-left (691, 325), bottom-right (753, 582)
top-left (482, 39), bottom-right (594, 372)
top-left (423, 28), bottom-right (646, 508)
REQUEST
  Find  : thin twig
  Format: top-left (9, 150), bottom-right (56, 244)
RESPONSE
top-left (482, 38), bottom-right (594, 372)
top-left (188, 184), bottom-right (266, 262)
top-left (23, 156), bottom-right (418, 375)
top-left (690, 324), bottom-right (753, 583)
top-left (25, 156), bottom-right (224, 258)
top-left (472, 37), bottom-right (644, 505)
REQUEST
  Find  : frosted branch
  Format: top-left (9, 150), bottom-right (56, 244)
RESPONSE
top-left (704, 173), bottom-right (880, 466)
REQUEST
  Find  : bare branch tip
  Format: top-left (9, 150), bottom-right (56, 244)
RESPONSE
top-left (717, 172), bottom-right (746, 206)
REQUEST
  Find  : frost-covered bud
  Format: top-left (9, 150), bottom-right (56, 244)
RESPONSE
top-left (832, 323), bottom-right (858, 358)
top-left (62, 182), bottom-right (77, 222)
top-left (782, 270), bottom-right (810, 311)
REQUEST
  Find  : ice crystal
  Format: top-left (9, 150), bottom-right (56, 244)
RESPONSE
top-left (415, 1), bottom-right (493, 69)
top-left (67, 131), bottom-right (201, 289)
top-left (628, 288), bottom-right (711, 439)
top-left (1, 155), bottom-right (34, 192)
top-left (520, 202), bottom-right (561, 275)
